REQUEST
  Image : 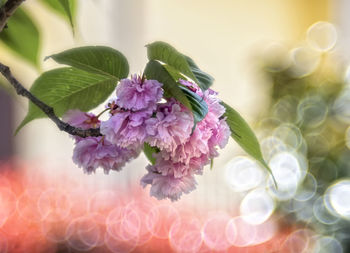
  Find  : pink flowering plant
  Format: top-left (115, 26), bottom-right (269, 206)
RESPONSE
top-left (9, 41), bottom-right (274, 201)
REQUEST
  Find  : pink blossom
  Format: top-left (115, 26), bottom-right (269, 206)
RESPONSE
top-left (141, 82), bottom-right (231, 200)
top-left (180, 79), bottom-right (225, 120)
top-left (157, 108), bottom-right (221, 166)
top-left (211, 119), bottom-right (231, 148)
top-left (63, 109), bottom-right (101, 142)
top-left (141, 165), bottom-right (197, 201)
top-left (73, 137), bottom-right (140, 174)
top-left (151, 152), bottom-right (208, 178)
top-left (145, 99), bottom-right (193, 153)
top-left (161, 124), bottom-right (212, 164)
top-left (179, 79), bottom-right (203, 96)
top-left (62, 110), bottom-right (100, 129)
top-left (100, 110), bottom-right (151, 149)
top-left (203, 89), bottom-right (230, 157)
top-left (116, 75), bottom-right (163, 111)
top-left (65, 77), bottom-right (231, 201)
top-left (204, 89), bottom-right (225, 117)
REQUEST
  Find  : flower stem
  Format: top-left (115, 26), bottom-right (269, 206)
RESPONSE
top-left (96, 108), bottom-right (110, 118)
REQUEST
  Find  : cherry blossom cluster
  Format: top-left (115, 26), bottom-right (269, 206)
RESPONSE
top-left (64, 75), bottom-right (231, 201)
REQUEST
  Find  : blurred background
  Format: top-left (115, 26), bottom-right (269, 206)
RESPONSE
top-left (1, 0), bottom-right (350, 252)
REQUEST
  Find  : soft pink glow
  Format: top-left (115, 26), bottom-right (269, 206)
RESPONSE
top-left (0, 161), bottom-right (314, 252)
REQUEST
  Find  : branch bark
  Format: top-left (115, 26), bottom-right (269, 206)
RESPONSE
top-left (0, 62), bottom-right (102, 138)
top-left (0, 0), bottom-right (25, 32)
top-left (0, 0), bottom-right (102, 138)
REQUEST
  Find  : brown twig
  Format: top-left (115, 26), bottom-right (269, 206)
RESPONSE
top-left (0, 0), bottom-right (26, 32)
top-left (0, 0), bottom-right (101, 137)
top-left (0, 62), bottom-right (102, 138)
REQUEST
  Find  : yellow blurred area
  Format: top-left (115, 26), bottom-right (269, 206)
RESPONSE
top-left (144, 0), bottom-right (330, 116)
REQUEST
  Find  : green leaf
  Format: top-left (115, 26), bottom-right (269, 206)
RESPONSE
top-left (16, 67), bottom-right (117, 133)
top-left (143, 143), bottom-right (158, 165)
top-left (147, 41), bottom-right (194, 79)
top-left (146, 41), bottom-right (213, 90)
top-left (40, 0), bottom-right (76, 31)
top-left (0, 0), bottom-right (8, 7)
top-left (48, 46), bottom-right (129, 79)
top-left (222, 101), bottom-right (276, 184)
top-left (144, 60), bottom-right (191, 109)
top-left (162, 63), bottom-right (208, 125)
top-left (164, 63), bottom-right (209, 126)
top-left (0, 8), bottom-right (40, 67)
top-left (144, 60), bottom-right (208, 128)
top-left (184, 55), bottom-right (214, 90)
top-left (58, 0), bottom-right (75, 30)
top-left (179, 85), bottom-right (208, 127)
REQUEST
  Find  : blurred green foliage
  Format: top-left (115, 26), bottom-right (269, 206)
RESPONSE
top-left (259, 40), bottom-right (350, 251)
top-left (40, 0), bottom-right (76, 31)
top-left (0, 0), bottom-right (76, 69)
top-left (0, 8), bottom-right (40, 67)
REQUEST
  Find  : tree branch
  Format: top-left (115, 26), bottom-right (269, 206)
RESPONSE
top-left (0, 1), bottom-right (102, 138)
top-left (0, 0), bottom-right (25, 32)
top-left (0, 62), bottom-right (102, 138)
